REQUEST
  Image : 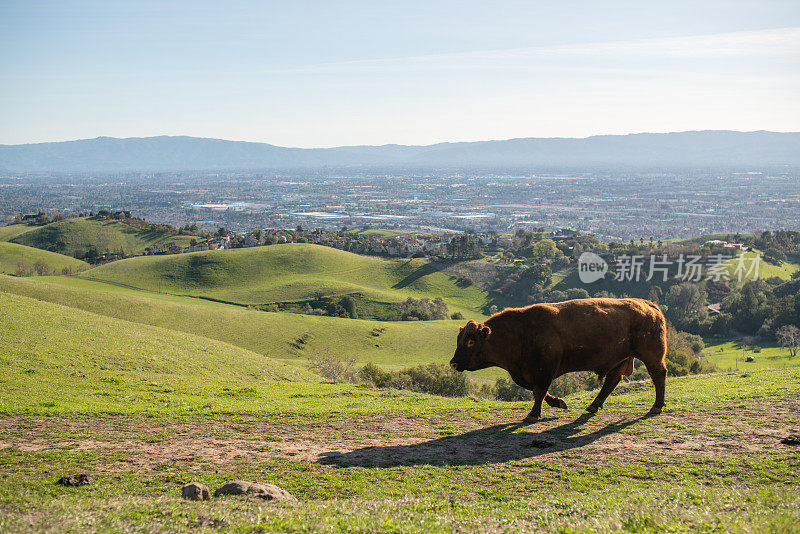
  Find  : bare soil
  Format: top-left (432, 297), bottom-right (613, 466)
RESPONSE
top-left (1, 397), bottom-right (798, 471)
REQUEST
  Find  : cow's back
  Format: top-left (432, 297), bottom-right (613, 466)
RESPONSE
top-left (528, 298), bottom-right (665, 375)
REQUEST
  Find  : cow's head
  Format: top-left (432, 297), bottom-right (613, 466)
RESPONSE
top-left (450, 320), bottom-right (492, 372)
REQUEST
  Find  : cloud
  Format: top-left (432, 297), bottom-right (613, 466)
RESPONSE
top-left (285, 27), bottom-right (800, 74)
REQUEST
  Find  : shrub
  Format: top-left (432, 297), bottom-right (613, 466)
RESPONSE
top-left (358, 362), bottom-right (393, 388)
top-left (357, 362), bottom-right (469, 397)
top-left (566, 288), bottom-right (590, 300)
top-left (307, 349), bottom-right (358, 383)
top-left (493, 378), bottom-right (532, 401)
top-left (456, 275), bottom-right (474, 287)
top-left (451, 312), bottom-right (464, 320)
top-left (549, 372), bottom-right (601, 397)
top-left (686, 334), bottom-right (705, 353)
top-left (33, 260), bottom-right (50, 276)
top-left (396, 363), bottom-right (468, 397)
top-left (400, 297), bottom-right (449, 321)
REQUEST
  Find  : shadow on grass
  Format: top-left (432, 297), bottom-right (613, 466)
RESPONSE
top-left (391, 262), bottom-right (441, 289)
top-left (318, 413), bottom-right (648, 467)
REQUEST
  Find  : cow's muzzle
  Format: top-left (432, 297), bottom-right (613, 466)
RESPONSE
top-left (450, 362), bottom-right (459, 370)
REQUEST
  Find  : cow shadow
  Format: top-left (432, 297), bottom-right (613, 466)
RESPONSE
top-left (318, 413), bottom-right (647, 467)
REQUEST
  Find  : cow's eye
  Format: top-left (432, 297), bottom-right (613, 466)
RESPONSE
top-left (466, 339), bottom-right (475, 348)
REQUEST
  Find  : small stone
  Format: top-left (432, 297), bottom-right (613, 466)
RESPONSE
top-left (213, 480), bottom-right (297, 501)
top-left (781, 434), bottom-right (800, 446)
top-left (182, 482), bottom-right (211, 501)
top-left (57, 474), bottom-right (92, 487)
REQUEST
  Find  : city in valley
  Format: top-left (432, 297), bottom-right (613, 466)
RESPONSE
top-left (2, 169), bottom-right (798, 240)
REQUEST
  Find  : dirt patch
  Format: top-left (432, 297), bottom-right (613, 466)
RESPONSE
top-left (1, 397), bottom-right (798, 471)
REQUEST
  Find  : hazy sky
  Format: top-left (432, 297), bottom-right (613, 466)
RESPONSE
top-left (1, 0), bottom-right (799, 146)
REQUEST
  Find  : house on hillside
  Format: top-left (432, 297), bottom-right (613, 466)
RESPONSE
top-left (704, 239), bottom-right (749, 252)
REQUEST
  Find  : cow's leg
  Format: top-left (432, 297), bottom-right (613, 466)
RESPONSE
top-left (524, 373), bottom-right (555, 423)
top-left (645, 361), bottom-right (667, 415)
top-left (545, 393), bottom-right (568, 409)
top-left (586, 363), bottom-right (625, 413)
top-left (524, 386), bottom-right (547, 423)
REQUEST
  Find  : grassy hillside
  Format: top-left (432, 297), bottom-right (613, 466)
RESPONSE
top-left (0, 290), bottom-right (317, 414)
top-left (10, 217), bottom-right (197, 258)
top-left (703, 340), bottom-right (799, 370)
top-left (745, 252), bottom-right (800, 280)
top-left (0, 294), bottom-right (797, 532)
top-left (0, 275), bottom-right (470, 371)
top-left (0, 242), bottom-right (88, 275)
top-left (0, 288), bottom-right (489, 417)
top-left (79, 243), bottom-right (492, 315)
top-left (0, 223), bottom-right (38, 241)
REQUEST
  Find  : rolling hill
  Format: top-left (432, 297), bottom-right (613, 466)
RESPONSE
top-left (0, 274), bottom-right (469, 370)
top-left (8, 217), bottom-right (198, 258)
top-left (1, 130), bottom-right (798, 172)
top-left (0, 290), bottom-right (317, 414)
top-left (1, 230), bottom-right (798, 532)
top-left (0, 223), bottom-right (39, 241)
top-left (77, 243), bottom-right (493, 315)
top-left (0, 278), bottom-right (797, 531)
top-left (0, 241), bottom-right (88, 275)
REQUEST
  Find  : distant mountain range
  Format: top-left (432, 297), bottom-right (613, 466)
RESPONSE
top-left (1, 131), bottom-right (798, 172)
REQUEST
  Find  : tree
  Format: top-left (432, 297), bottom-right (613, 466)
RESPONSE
top-left (776, 325), bottom-right (800, 357)
top-left (338, 296), bottom-right (358, 319)
top-left (664, 283), bottom-right (708, 332)
top-left (32, 260), bottom-right (49, 276)
top-left (530, 239), bottom-right (561, 260)
top-left (566, 288), bottom-right (590, 300)
top-left (762, 248), bottom-right (787, 266)
top-left (648, 286), bottom-right (663, 303)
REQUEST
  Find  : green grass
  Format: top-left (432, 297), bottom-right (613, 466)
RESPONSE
top-left (746, 252), bottom-right (800, 281)
top-left (78, 243), bottom-right (491, 315)
top-left (703, 340), bottom-right (799, 370)
top-left (0, 242), bottom-right (88, 275)
top-left (0, 274), bottom-right (474, 370)
top-left (10, 217), bottom-right (198, 258)
top-left (0, 290), bottom-right (321, 414)
top-left (0, 223), bottom-right (39, 241)
top-left (1, 279), bottom-right (799, 532)
top-left (674, 232), bottom-right (757, 245)
top-left (2, 234), bottom-right (799, 532)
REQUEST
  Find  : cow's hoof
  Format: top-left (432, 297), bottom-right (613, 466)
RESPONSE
top-left (585, 405), bottom-right (599, 414)
top-left (523, 415), bottom-right (539, 424)
top-left (648, 406), bottom-right (663, 415)
top-left (556, 398), bottom-right (568, 410)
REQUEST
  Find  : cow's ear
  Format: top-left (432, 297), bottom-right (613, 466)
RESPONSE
top-left (459, 326), bottom-right (464, 333)
top-left (479, 324), bottom-right (492, 338)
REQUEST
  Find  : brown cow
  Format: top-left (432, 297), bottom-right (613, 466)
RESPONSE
top-left (449, 298), bottom-right (668, 422)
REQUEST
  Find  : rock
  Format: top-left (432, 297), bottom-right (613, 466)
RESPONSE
top-left (213, 480), bottom-right (297, 501)
top-left (56, 474), bottom-right (92, 487)
top-left (182, 482), bottom-right (211, 501)
top-left (781, 434), bottom-right (800, 445)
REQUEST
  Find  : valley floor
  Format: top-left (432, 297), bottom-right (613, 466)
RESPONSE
top-left (1, 375), bottom-right (798, 533)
